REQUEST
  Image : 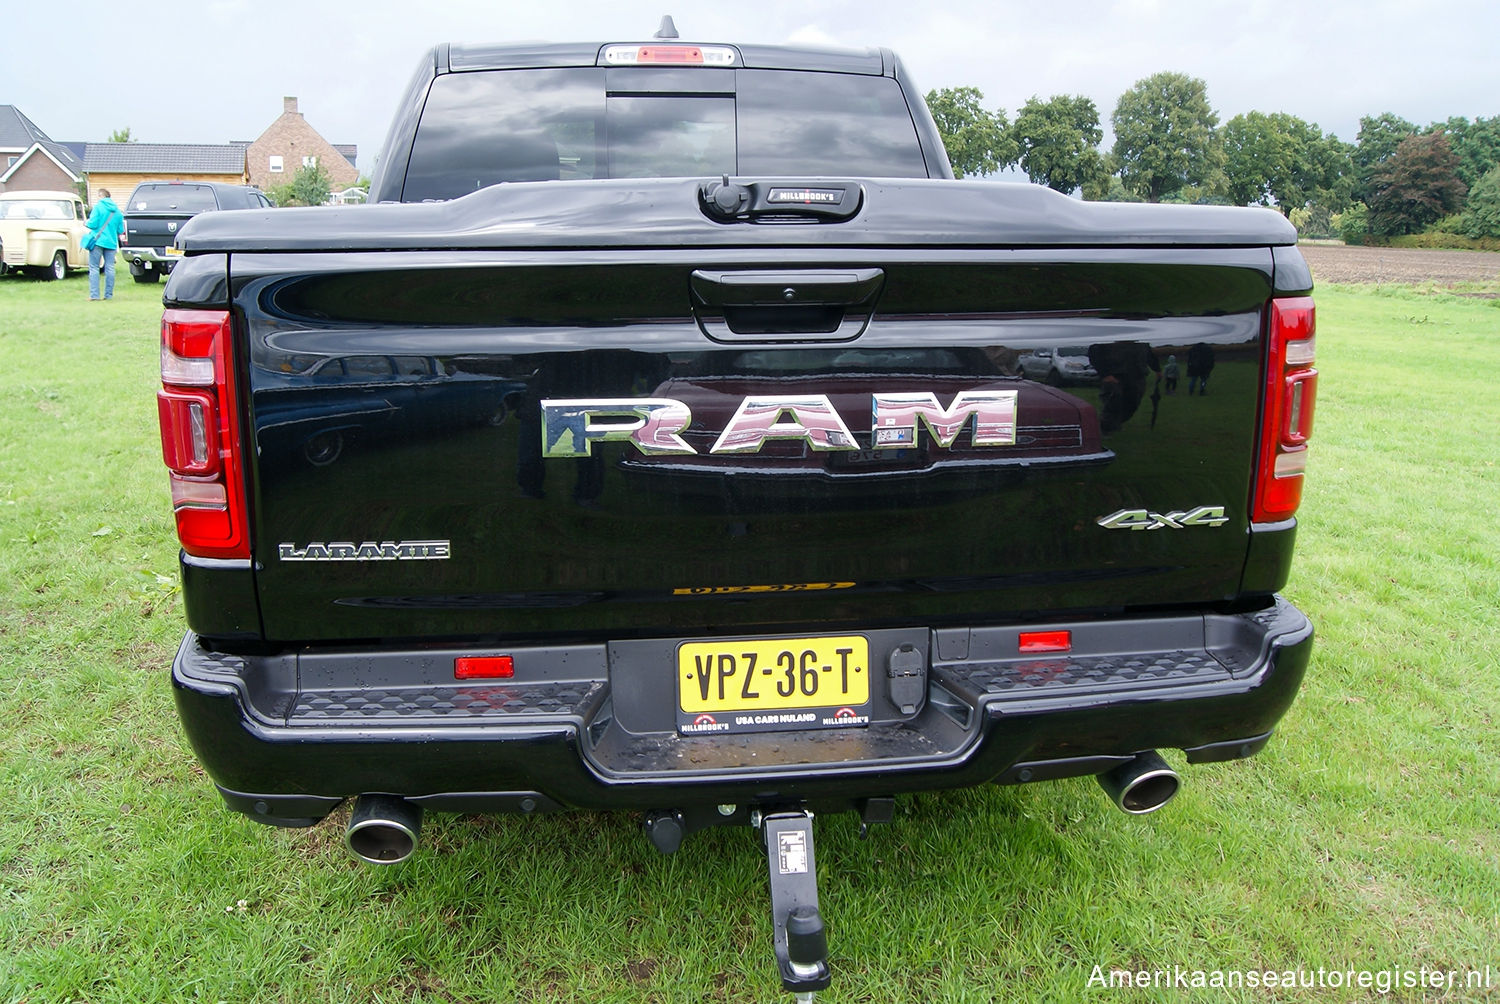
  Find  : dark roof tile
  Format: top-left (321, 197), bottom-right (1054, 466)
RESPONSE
top-left (82, 143), bottom-right (247, 173)
top-left (0, 106), bottom-right (83, 174)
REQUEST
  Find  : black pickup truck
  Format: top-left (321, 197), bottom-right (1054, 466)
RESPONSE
top-left (158, 28), bottom-right (1316, 997)
top-left (122, 180), bottom-right (272, 283)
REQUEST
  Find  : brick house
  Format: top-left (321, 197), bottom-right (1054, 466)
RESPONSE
top-left (0, 105), bottom-right (85, 194)
top-left (245, 97), bottom-right (358, 191)
top-left (80, 144), bottom-right (250, 207)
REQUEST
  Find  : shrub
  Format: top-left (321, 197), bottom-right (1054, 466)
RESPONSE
top-left (1390, 232), bottom-right (1500, 251)
top-left (1336, 203), bottom-right (1369, 244)
top-left (265, 163), bottom-right (333, 207)
top-left (1082, 175), bottom-right (1134, 202)
top-left (1296, 201), bottom-right (1344, 240)
top-left (1429, 212), bottom-right (1469, 234)
top-left (265, 183), bottom-right (296, 207)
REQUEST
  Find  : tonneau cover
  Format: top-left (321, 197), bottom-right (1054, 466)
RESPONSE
top-left (177, 178), bottom-right (1298, 253)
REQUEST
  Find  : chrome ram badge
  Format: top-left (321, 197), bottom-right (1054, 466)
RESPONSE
top-left (539, 391), bottom-right (1018, 458)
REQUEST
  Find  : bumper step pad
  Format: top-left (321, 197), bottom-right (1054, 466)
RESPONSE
top-left (293, 681), bottom-right (604, 722)
top-left (937, 648), bottom-right (1231, 703)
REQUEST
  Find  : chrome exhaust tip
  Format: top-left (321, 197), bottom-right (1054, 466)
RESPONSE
top-left (345, 794), bottom-right (423, 864)
top-left (1097, 751), bottom-right (1181, 814)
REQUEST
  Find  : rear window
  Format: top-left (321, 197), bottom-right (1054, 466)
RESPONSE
top-left (129, 185), bottom-right (219, 213)
top-left (401, 67), bottom-right (927, 202)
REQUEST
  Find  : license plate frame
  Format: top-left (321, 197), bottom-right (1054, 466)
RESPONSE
top-left (676, 634), bottom-right (871, 735)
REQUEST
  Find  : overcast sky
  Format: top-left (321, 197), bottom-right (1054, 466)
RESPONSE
top-left (6, 0), bottom-right (1497, 175)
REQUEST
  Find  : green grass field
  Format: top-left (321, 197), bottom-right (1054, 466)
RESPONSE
top-left (0, 268), bottom-right (1496, 1002)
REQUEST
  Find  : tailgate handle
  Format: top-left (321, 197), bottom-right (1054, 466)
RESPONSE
top-left (689, 268), bottom-right (885, 343)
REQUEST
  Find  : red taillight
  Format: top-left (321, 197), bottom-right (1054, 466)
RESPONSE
top-left (455, 656), bottom-right (515, 680)
top-left (1253, 297), bottom-right (1317, 523)
top-left (157, 389), bottom-right (219, 475)
top-left (157, 309), bottom-right (248, 559)
top-left (1019, 630), bottom-right (1072, 654)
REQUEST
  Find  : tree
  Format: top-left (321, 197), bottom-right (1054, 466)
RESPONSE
top-left (1013, 94), bottom-right (1105, 194)
top-left (1354, 113), bottom-right (1417, 168)
top-left (1303, 132), bottom-right (1358, 212)
top-left (1428, 115), bottom-right (1500, 189)
top-left (292, 162), bottom-right (333, 206)
top-left (1081, 156), bottom-right (1132, 202)
top-left (1110, 72), bottom-right (1223, 203)
top-left (924, 87), bottom-right (1017, 179)
top-left (1352, 112), bottom-right (1416, 200)
top-left (108, 127), bottom-right (134, 143)
top-left (270, 162), bottom-right (333, 207)
top-left (1366, 132), bottom-right (1467, 236)
top-left (1222, 111), bottom-right (1304, 207)
top-left (1221, 111), bottom-right (1354, 214)
top-left (1463, 164), bottom-right (1500, 239)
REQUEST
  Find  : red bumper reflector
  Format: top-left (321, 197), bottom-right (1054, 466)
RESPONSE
top-left (455, 656), bottom-right (515, 680)
top-left (1019, 630), bottom-right (1072, 654)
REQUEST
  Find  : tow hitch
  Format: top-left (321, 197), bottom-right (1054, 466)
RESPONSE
top-left (758, 810), bottom-right (830, 1000)
top-left (644, 801), bottom-right (896, 997)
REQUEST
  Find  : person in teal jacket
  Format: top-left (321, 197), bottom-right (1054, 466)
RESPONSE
top-left (84, 189), bottom-right (125, 300)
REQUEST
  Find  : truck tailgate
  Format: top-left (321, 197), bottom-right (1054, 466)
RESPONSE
top-left (125, 213), bottom-right (193, 254)
top-left (227, 240), bottom-right (1277, 643)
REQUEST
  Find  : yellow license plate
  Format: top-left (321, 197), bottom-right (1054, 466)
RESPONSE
top-left (165, 245), bottom-right (184, 256)
top-left (678, 635), bottom-right (869, 715)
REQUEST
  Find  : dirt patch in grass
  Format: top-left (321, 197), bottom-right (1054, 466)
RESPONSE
top-left (625, 958), bottom-right (659, 982)
top-left (1299, 244), bottom-right (1500, 285)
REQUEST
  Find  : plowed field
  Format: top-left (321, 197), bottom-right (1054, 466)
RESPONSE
top-left (1298, 243), bottom-right (1500, 285)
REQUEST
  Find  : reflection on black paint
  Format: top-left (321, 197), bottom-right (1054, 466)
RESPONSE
top-left (516, 351), bottom-right (668, 506)
top-left (1088, 341), bottom-right (1160, 433)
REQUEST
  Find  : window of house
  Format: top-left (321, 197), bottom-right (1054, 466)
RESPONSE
top-left (302, 155), bottom-right (318, 168)
top-left (269, 155), bottom-right (284, 173)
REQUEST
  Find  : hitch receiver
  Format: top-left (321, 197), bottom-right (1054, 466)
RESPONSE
top-left (762, 811), bottom-right (831, 995)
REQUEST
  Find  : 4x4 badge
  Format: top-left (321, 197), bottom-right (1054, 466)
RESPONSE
top-left (1096, 506), bottom-right (1228, 531)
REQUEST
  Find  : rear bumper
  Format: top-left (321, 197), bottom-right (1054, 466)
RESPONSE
top-left (173, 597), bottom-right (1312, 826)
top-left (122, 247), bottom-right (179, 270)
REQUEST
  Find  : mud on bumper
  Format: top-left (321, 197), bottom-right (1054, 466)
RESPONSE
top-left (172, 597), bottom-right (1312, 827)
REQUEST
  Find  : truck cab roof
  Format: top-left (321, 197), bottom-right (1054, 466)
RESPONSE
top-left (443, 40), bottom-right (892, 75)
